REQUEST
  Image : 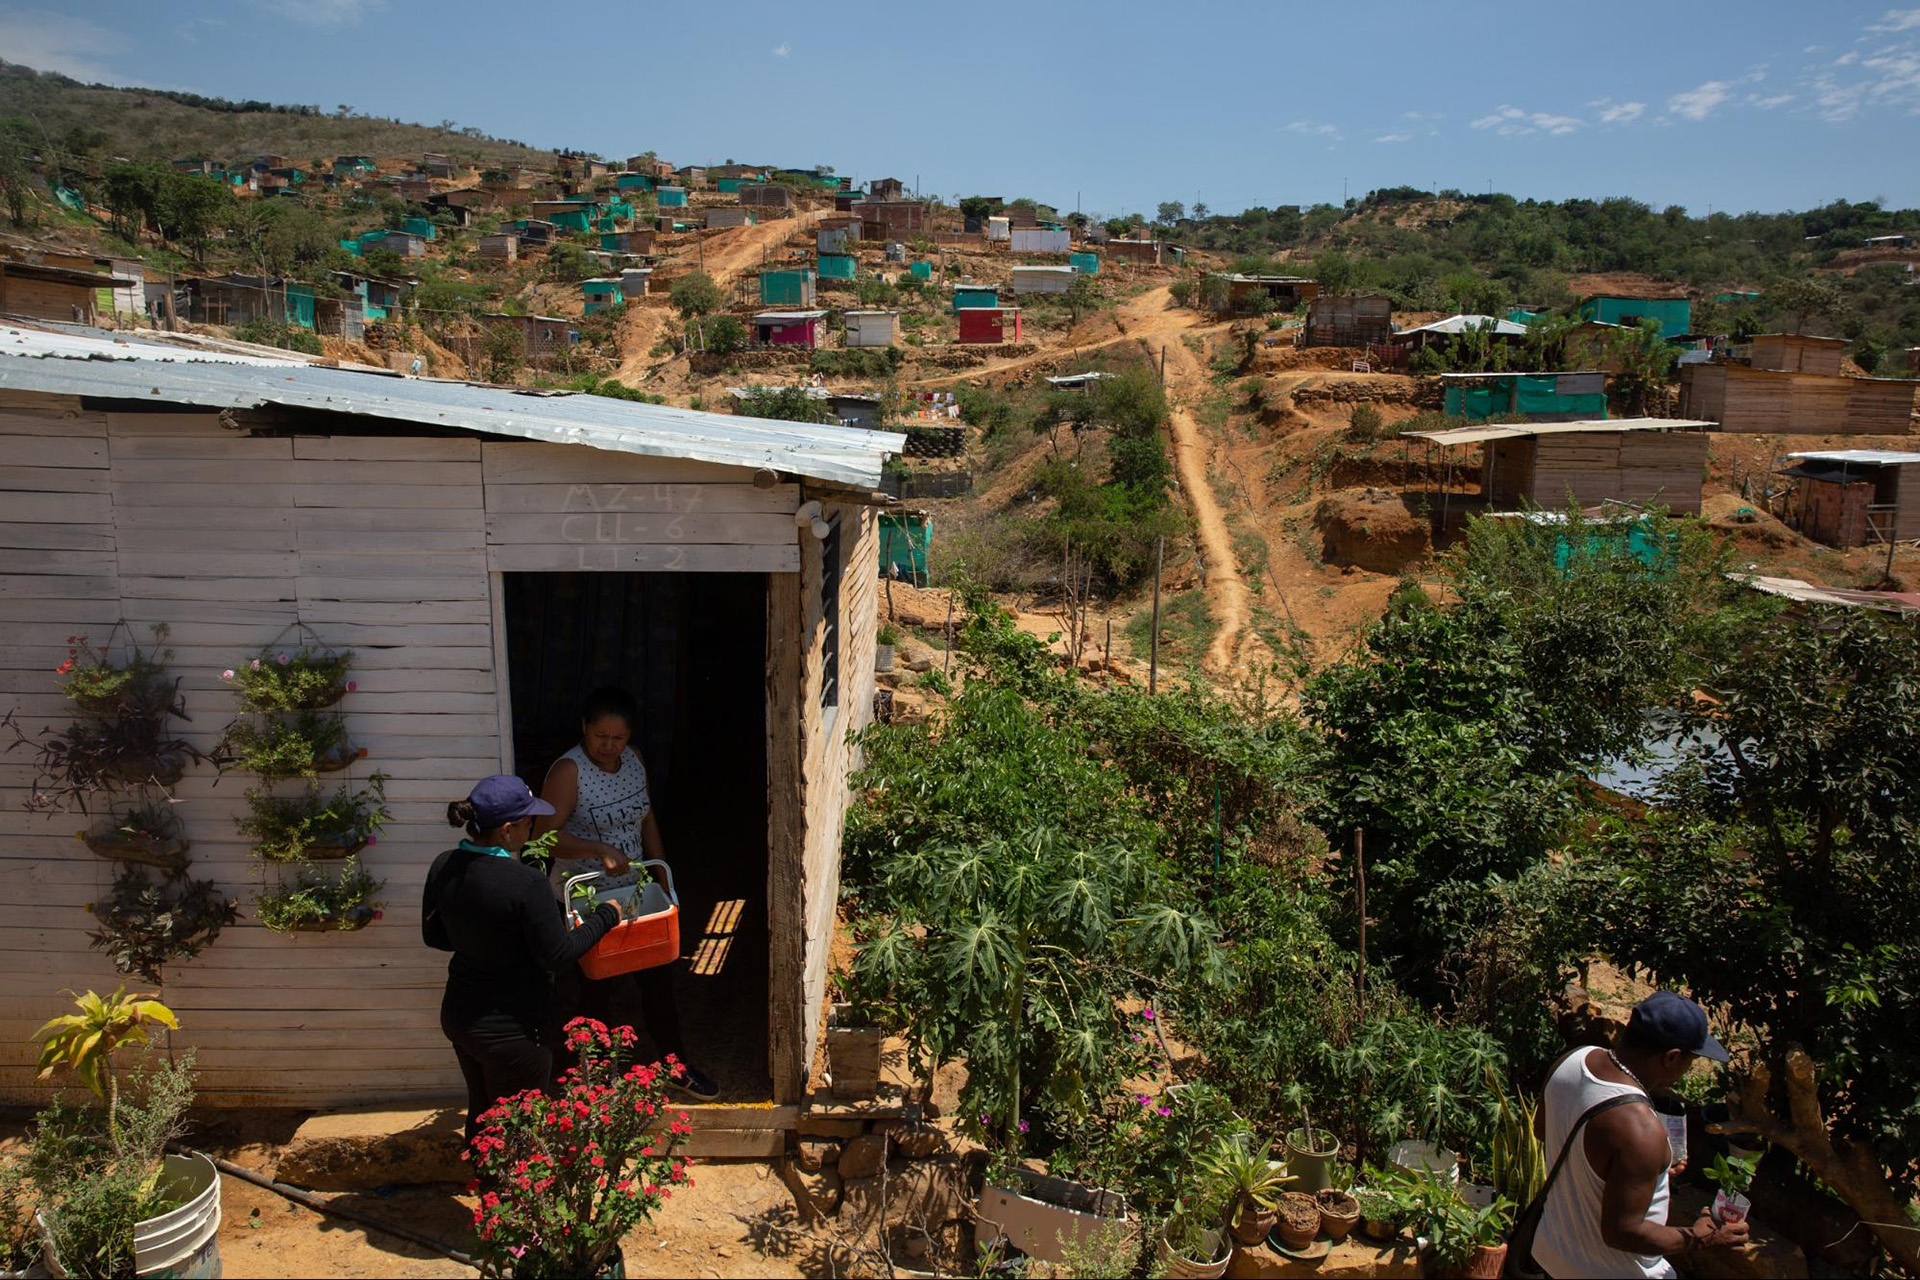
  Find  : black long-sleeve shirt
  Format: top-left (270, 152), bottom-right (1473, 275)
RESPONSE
top-left (423, 846), bottom-right (618, 1023)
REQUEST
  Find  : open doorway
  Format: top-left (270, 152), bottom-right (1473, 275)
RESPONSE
top-left (502, 571), bottom-right (771, 1100)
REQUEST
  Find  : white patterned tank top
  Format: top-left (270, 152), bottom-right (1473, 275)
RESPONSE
top-left (548, 744), bottom-right (650, 895)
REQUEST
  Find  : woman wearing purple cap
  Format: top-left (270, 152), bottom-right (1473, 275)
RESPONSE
top-left (423, 773), bottom-right (626, 1144)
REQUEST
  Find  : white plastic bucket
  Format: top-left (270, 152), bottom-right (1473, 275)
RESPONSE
top-left (1387, 1139), bottom-right (1461, 1186)
top-left (133, 1153), bottom-right (222, 1278)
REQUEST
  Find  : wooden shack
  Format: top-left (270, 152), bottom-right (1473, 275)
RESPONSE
top-left (0, 262), bottom-right (137, 325)
top-left (1747, 333), bottom-right (1847, 375)
top-left (481, 312), bottom-right (576, 361)
top-left (1104, 239), bottom-right (1162, 265)
top-left (0, 323), bottom-right (903, 1111)
top-left (739, 184), bottom-right (795, 212)
top-left (1776, 449), bottom-right (1920, 547)
top-left (1678, 361), bottom-right (1918, 434)
top-left (1304, 293), bottom-right (1393, 347)
top-left (1406, 419), bottom-right (1713, 515)
top-left (1214, 274), bottom-right (1319, 312)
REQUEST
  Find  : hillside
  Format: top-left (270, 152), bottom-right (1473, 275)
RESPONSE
top-left (0, 61), bottom-right (553, 170)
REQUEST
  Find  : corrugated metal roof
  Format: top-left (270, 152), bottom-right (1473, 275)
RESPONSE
top-left (1436, 370), bottom-right (1605, 379)
top-left (1402, 314), bottom-right (1528, 337)
top-left (0, 323), bottom-right (903, 488)
top-left (1784, 449), bottom-right (1920, 465)
top-left (1739, 575), bottom-right (1920, 613)
top-left (1405, 418), bottom-right (1713, 446)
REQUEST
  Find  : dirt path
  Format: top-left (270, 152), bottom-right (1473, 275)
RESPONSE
top-left (1136, 297), bottom-right (1259, 674)
top-left (615, 212), bottom-right (822, 383)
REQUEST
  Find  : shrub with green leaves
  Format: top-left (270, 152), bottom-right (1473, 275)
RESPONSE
top-left (254, 856), bottom-right (384, 932)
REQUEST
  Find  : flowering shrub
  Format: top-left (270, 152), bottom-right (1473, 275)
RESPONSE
top-left (238, 774), bottom-right (389, 861)
top-left (222, 648), bottom-right (355, 712)
top-left (465, 1019), bottom-right (692, 1279)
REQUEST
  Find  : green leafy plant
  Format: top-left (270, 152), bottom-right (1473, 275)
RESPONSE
top-left (1703, 1152), bottom-right (1757, 1197)
top-left (1199, 1136), bottom-right (1292, 1215)
top-left (254, 856), bottom-right (384, 932)
top-left (221, 646), bottom-right (354, 712)
top-left (237, 774), bottom-right (389, 861)
top-left (217, 711), bottom-right (352, 779)
top-left (56, 627), bottom-right (179, 718)
top-left (1488, 1073), bottom-right (1546, 1208)
top-left (876, 623), bottom-right (902, 648)
top-left (1416, 1180), bottom-right (1513, 1269)
top-left (88, 868), bottom-right (238, 983)
top-left (32, 987), bottom-right (177, 1104)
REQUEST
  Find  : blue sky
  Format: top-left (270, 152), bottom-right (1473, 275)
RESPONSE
top-left (6, 1), bottom-right (1920, 219)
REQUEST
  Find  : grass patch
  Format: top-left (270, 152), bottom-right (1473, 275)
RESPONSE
top-left (1123, 589), bottom-right (1215, 664)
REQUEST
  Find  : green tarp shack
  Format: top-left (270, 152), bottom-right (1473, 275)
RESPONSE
top-left (759, 268), bottom-right (817, 307)
top-left (616, 173), bottom-right (654, 191)
top-left (583, 278), bottom-right (624, 314)
top-left (400, 216), bottom-right (437, 241)
top-left (1441, 371), bottom-right (1609, 422)
top-left (1069, 252), bottom-right (1099, 275)
top-left (879, 513), bottom-right (931, 584)
top-left (818, 254), bottom-right (857, 281)
top-left (716, 178), bottom-right (744, 194)
top-left (952, 284), bottom-right (998, 314)
top-left (909, 261), bottom-right (933, 281)
top-left (1577, 294), bottom-right (1691, 337)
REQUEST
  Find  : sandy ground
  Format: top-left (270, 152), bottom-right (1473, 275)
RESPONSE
top-left (216, 1160), bottom-right (812, 1279)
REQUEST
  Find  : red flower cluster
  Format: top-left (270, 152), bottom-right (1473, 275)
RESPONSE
top-left (463, 1018), bottom-right (694, 1279)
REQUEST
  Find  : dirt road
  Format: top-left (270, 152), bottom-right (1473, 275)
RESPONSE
top-left (1124, 289), bottom-right (1259, 674)
top-left (615, 212), bottom-right (821, 383)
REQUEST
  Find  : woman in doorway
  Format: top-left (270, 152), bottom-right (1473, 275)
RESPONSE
top-left (424, 774), bottom-right (625, 1144)
top-left (535, 685), bottom-right (720, 1101)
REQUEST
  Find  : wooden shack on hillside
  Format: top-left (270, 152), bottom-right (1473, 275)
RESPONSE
top-left (1214, 274), bottom-right (1319, 312)
top-left (1678, 342), bottom-right (1918, 434)
top-left (1775, 449), bottom-right (1920, 547)
top-left (0, 262), bottom-right (139, 325)
top-left (1405, 418), bottom-right (1713, 515)
top-left (1304, 294), bottom-right (1393, 347)
top-left (0, 323), bottom-right (903, 1114)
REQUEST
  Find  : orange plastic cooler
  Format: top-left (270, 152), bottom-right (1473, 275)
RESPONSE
top-left (565, 862), bottom-right (680, 980)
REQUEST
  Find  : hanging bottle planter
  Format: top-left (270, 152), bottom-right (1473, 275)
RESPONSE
top-left (216, 712), bottom-right (359, 781)
top-left (254, 857), bottom-right (386, 934)
top-left (238, 776), bottom-right (389, 863)
top-left (221, 645), bottom-right (356, 713)
top-left (78, 800), bottom-right (191, 870)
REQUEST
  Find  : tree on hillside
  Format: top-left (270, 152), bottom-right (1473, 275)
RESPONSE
top-left (1312, 249), bottom-right (1361, 296)
top-left (1157, 201), bottom-right (1185, 226)
top-left (959, 196), bottom-right (1000, 221)
top-left (668, 271), bottom-right (723, 349)
top-left (1065, 272), bottom-right (1100, 325)
top-left (735, 386), bottom-right (832, 424)
top-left (1768, 275), bottom-right (1846, 335)
top-left (1104, 217), bottom-right (1133, 239)
top-left (0, 126), bottom-right (30, 226)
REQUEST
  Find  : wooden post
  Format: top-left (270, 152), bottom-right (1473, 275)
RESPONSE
top-left (1354, 827), bottom-right (1367, 1018)
top-left (1148, 535), bottom-right (1164, 694)
top-left (942, 593), bottom-right (954, 680)
top-left (885, 572), bottom-right (895, 625)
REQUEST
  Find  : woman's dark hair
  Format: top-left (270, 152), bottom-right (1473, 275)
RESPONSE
top-left (580, 684), bottom-right (639, 731)
top-left (446, 799), bottom-right (482, 839)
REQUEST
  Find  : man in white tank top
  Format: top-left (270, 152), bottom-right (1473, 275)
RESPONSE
top-left (1533, 992), bottom-right (1749, 1278)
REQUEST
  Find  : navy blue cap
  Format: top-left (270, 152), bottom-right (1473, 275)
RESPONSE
top-left (1629, 991), bottom-right (1729, 1062)
top-left (467, 774), bottom-right (555, 829)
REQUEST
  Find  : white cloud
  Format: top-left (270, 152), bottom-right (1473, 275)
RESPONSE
top-left (1747, 92), bottom-right (1795, 109)
top-left (772, 41), bottom-right (791, 57)
top-left (1668, 80), bottom-right (1733, 120)
top-left (1868, 8), bottom-right (1920, 32)
top-left (1374, 132), bottom-right (1412, 144)
top-left (0, 9), bottom-right (134, 81)
top-left (1471, 105), bottom-right (1581, 136)
top-left (1284, 120), bottom-right (1343, 141)
top-left (1595, 99), bottom-right (1647, 124)
top-left (258, 0), bottom-right (384, 27)
top-left (1835, 50), bottom-right (1861, 65)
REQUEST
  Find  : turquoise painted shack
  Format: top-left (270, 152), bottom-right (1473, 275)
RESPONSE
top-left (616, 173), bottom-right (653, 192)
top-left (285, 283), bottom-right (317, 329)
top-left (716, 178), bottom-right (744, 194)
top-left (583, 278), bottom-right (624, 314)
top-left (400, 216), bottom-right (437, 241)
top-left (909, 261), bottom-right (932, 281)
top-left (657, 186), bottom-right (688, 208)
top-left (1069, 252), bottom-right (1099, 275)
top-left (952, 285), bottom-right (999, 314)
top-left (760, 268), bottom-right (818, 307)
top-left (818, 254), bottom-right (857, 281)
top-left (1577, 295), bottom-right (1691, 337)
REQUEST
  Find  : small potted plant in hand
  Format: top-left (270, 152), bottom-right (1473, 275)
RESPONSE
top-left (1704, 1152), bottom-right (1757, 1227)
top-left (1198, 1136), bottom-right (1292, 1246)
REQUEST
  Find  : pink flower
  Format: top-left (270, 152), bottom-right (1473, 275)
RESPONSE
top-left (1141, 1007), bottom-right (1155, 1021)
top-left (1017, 1119), bottom-right (1029, 1134)
top-left (222, 669), bottom-right (236, 680)
top-left (250, 659), bottom-right (261, 670)
top-left (276, 653), bottom-right (290, 665)
top-left (346, 680), bottom-right (358, 692)
top-left (366, 835), bottom-right (377, 846)
top-left (1157, 1106), bottom-right (1172, 1117)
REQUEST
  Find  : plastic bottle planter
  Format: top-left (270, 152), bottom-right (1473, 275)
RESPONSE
top-left (100, 751), bottom-right (187, 789)
top-left (78, 817), bottom-right (191, 870)
top-left (283, 904), bottom-right (380, 933)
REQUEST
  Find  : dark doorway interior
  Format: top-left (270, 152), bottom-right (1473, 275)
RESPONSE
top-left (502, 571), bottom-right (770, 1099)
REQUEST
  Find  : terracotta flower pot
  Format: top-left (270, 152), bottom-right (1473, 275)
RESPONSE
top-left (1316, 1189), bottom-right (1360, 1243)
top-left (1442, 1241), bottom-right (1508, 1279)
top-left (1230, 1204), bottom-right (1278, 1246)
top-left (1274, 1192), bottom-right (1320, 1251)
